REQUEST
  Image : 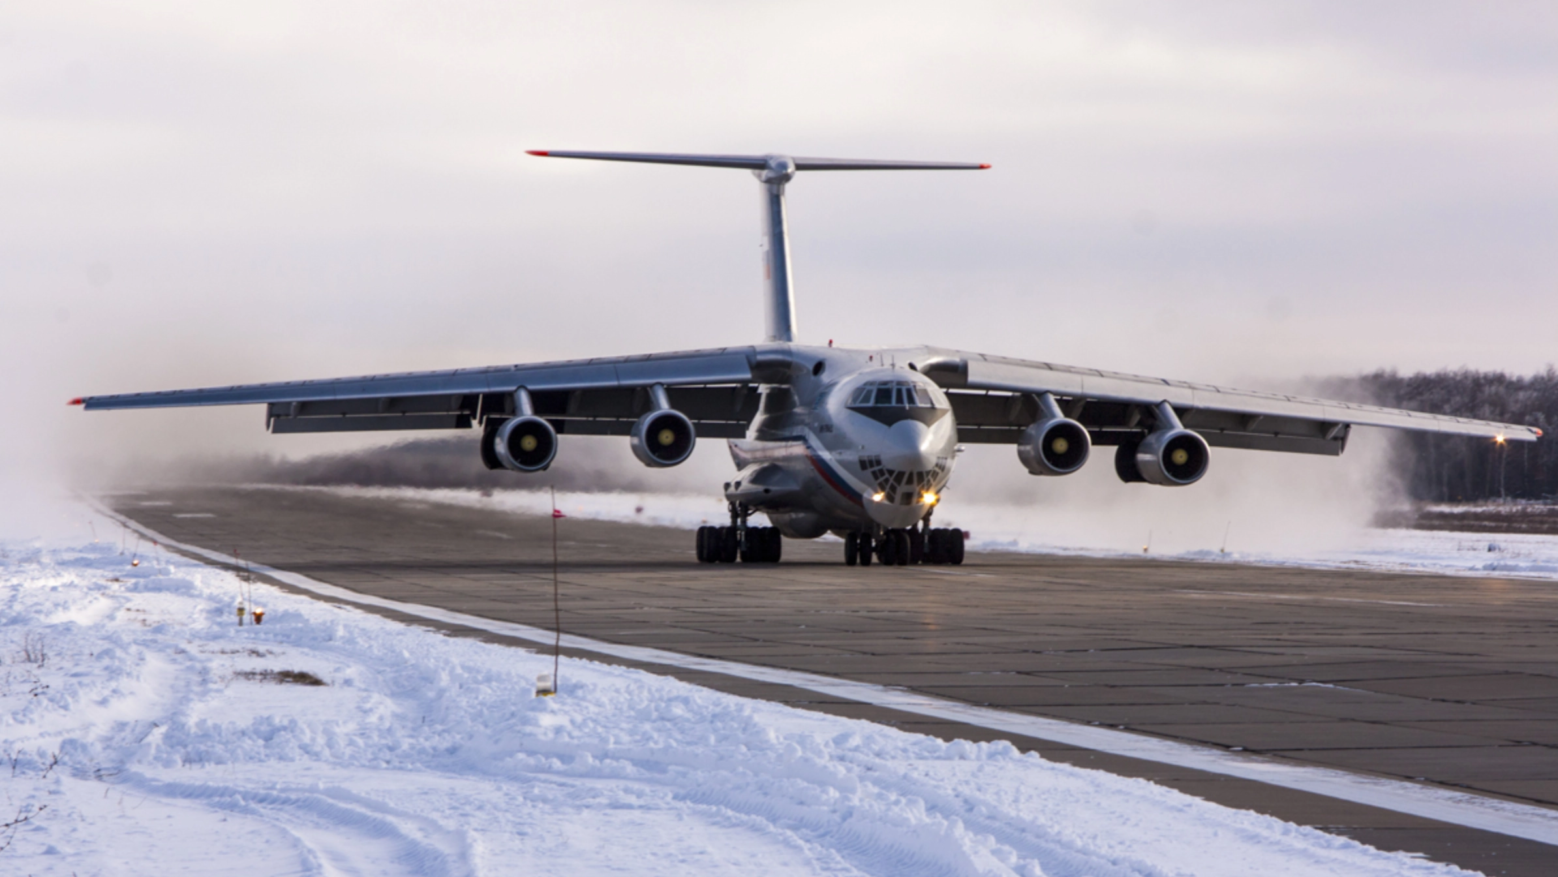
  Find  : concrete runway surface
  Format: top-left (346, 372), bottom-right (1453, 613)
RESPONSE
top-left (110, 485), bottom-right (1558, 875)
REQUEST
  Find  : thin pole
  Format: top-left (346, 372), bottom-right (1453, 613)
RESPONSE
top-left (551, 486), bottom-right (561, 691)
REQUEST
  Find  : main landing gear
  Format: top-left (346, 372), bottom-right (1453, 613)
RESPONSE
top-left (696, 503), bottom-right (782, 564)
top-left (845, 525), bottom-right (963, 567)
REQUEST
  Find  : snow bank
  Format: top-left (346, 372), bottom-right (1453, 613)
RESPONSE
top-left (1, 527), bottom-right (1473, 876)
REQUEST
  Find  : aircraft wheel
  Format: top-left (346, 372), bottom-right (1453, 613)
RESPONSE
top-left (925, 529), bottom-right (946, 564)
top-left (909, 528), bottom-right (925, 565)
top-left (719, 526), bottom-right (739, 563)
top-left (766, 528), bottom-right (783, 563)
top-left (844, 533), bottom-right (858, 566)
top-left (879, 530), bottom-right (901, 566)
top-left (894, 530), bottom-right (912, 566)
top-left (696, 526), bottom-right (712, 563)
top-left (947, 528), bottom-right (965, 565)
top-left (858, 533), bottom-right (873, 567)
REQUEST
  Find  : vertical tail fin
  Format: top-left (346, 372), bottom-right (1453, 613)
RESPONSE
top-left (527, 150), bottom-right (989, 343)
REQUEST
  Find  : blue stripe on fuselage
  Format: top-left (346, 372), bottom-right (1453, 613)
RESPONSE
top-left (801, 436), bottom-right (864, 507)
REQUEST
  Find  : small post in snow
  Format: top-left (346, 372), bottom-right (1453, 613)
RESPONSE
top-left (536, 487), bottom-right (565, 698)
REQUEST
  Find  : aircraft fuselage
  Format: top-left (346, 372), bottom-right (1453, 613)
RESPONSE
top-left (726, 345), bottom-right (958, 538)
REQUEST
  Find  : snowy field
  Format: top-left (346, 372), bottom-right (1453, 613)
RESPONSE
top-left (0, 513), bottom-right (1480, 876)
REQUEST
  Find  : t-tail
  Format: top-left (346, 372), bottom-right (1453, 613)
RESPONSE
top-left (527, 150), bottom-right (989, 343)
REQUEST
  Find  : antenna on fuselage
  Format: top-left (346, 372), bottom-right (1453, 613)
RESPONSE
top-left (526, 150), bottom-right (990, 343)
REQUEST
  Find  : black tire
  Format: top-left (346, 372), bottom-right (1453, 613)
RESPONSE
top-left (696, 526), bottom-right (710, 563)
top-left (767, 528), bottom-right (782, 563)
top-left (879, 530), bottom-right (898, 566)
top-left (739, 529), bottom-right (756, 563)
top-left (858, 533), bottom-right (873, 567)
top-left (894, 530), bottom-right (912, 566)
top-left (719, 526), bottom-right (739, 563)
top-left (844, 532), bottom-right (858, 566)
top-left (926, 529), bottom-right (945, 564)
top-left (948, 528), bottom-right (965, 565)
top-left (908, 528), bottom-right (924, 565)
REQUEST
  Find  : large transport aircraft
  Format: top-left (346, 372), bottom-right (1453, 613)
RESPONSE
top-left (75, 150), bottom-right (1541, 567)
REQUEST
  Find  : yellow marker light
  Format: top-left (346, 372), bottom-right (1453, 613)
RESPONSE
top-left (657, 428), bottom-right (676, 446)
top-left (871, 492), bottom-right (886, 502)
top-left (921, 491), bottom-right (939, 505)
top-left (519, 434), bottom-right (539, 452)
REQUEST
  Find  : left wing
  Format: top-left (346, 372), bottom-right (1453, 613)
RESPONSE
top-left (75, 347), bottom-right (768, 438)
top-left (910, 349), bottom-right (1541, 454)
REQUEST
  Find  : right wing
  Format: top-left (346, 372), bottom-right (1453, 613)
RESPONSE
top-left (75, 347), bottom-right (771, 439)
top-left (912, 349), bottom-right (1541, 454)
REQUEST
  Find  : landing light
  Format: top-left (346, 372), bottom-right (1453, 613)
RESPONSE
top-left (1495, 434), bottom-right (1506, 445)
top-left (921, 491), bottom-right (939, 505)
top-left (871, 492), bottom-right (886, 502)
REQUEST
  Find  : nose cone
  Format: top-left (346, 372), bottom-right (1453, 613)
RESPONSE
top-left (881, 420), bottom-right (936, 472)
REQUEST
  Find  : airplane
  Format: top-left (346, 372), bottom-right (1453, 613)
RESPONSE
top-left (73, 150), bottom-right (1542, 567)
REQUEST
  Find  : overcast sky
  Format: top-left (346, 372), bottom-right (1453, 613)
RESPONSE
top-left (2, 1), bottom-right (1555, 513)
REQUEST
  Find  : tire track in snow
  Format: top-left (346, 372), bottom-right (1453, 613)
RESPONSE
top-left (116, 773), bottom-right (476, 877)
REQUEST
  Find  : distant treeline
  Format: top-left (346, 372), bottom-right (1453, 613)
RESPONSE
top-left (1333, 368), bottom-right (1558, 502)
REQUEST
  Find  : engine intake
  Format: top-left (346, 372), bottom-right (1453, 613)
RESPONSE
top-left (1017, 392), bottom-right (1090, 476)
top-left (1018, 419), bottom-right (1090, 475)
top-left (494, 416), bottom-right (558, 472)
top-left (630, 385), bottom-right (696, 467)
top-left (1121, 402), bottom-right (1210, 486)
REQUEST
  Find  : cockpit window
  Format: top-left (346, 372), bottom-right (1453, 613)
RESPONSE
top-left (849, 381), bottom-right (938, 409)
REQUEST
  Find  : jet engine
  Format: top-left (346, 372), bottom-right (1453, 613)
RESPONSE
top-left (1018, 419), bottom-right (1090, 475)
top-left (1016, 392), bottom-right (1091, 476)
top-left (1116, 402), bottom-right (1209, 486)
top-left (494, 416), bottom-right (558, 472)
top-left (630, 385), bottom-right (696, 467)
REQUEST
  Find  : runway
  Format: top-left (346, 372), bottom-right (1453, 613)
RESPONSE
top-left (110, 485), bottom-right (1558, 875)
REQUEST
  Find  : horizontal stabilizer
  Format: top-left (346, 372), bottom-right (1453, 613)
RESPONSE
top-left (528, 150), bottom-right (988, 171)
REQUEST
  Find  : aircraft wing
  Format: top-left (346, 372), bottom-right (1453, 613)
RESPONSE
top-left (919, 350), bottom-right (1542, 455)
top-left (75, 347), bottom-right (767, 439)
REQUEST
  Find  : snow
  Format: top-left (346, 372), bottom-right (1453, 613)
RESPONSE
top-left (1, 517), bottom-right (1478, 876)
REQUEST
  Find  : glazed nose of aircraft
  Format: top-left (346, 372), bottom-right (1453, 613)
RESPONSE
top-left (881, 420), bottom-right (937, 472)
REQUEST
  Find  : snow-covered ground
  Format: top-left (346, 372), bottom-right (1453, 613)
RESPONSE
top-left (2, 514), bottom-right (1478, 876)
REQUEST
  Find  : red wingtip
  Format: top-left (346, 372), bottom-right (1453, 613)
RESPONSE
top-left (979, 163), bottom-right (992, 169)
top-left (67, 397), bottom-right (84, 406)
top-left (1537, 428), bottom-right (1544, 437)
top-left (526, 150), bottom-right (549, 156)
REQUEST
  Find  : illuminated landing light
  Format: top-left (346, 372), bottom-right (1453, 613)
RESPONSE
top-left (921, 491), bottom-right (939, 505)
top-left (1495, 434), bottom-right (1507, 445)
top-left (871, 492), bottom-right (886, 502)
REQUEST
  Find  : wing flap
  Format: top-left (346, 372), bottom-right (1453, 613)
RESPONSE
top-left (260, 385), bottom-right (760, 436)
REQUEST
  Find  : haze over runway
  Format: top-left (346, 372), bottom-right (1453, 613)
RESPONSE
top-left (3, 2), bottom-right (1556, 544)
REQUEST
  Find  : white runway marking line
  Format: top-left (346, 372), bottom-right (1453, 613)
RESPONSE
top-left (101, 505), bottom-right (1558, 849)
top-left (1174, 589), bottom-right (1445, 608)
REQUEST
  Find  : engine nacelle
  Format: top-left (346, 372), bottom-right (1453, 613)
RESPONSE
top-left (494, 415), bottom-right (558, 472)
top-left (1017, 417), bottom-right (1091, 476)
top-left (1134, 427), bottom-right (1210, 486)
top-left (630, 408), bottom-right (696, 467)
